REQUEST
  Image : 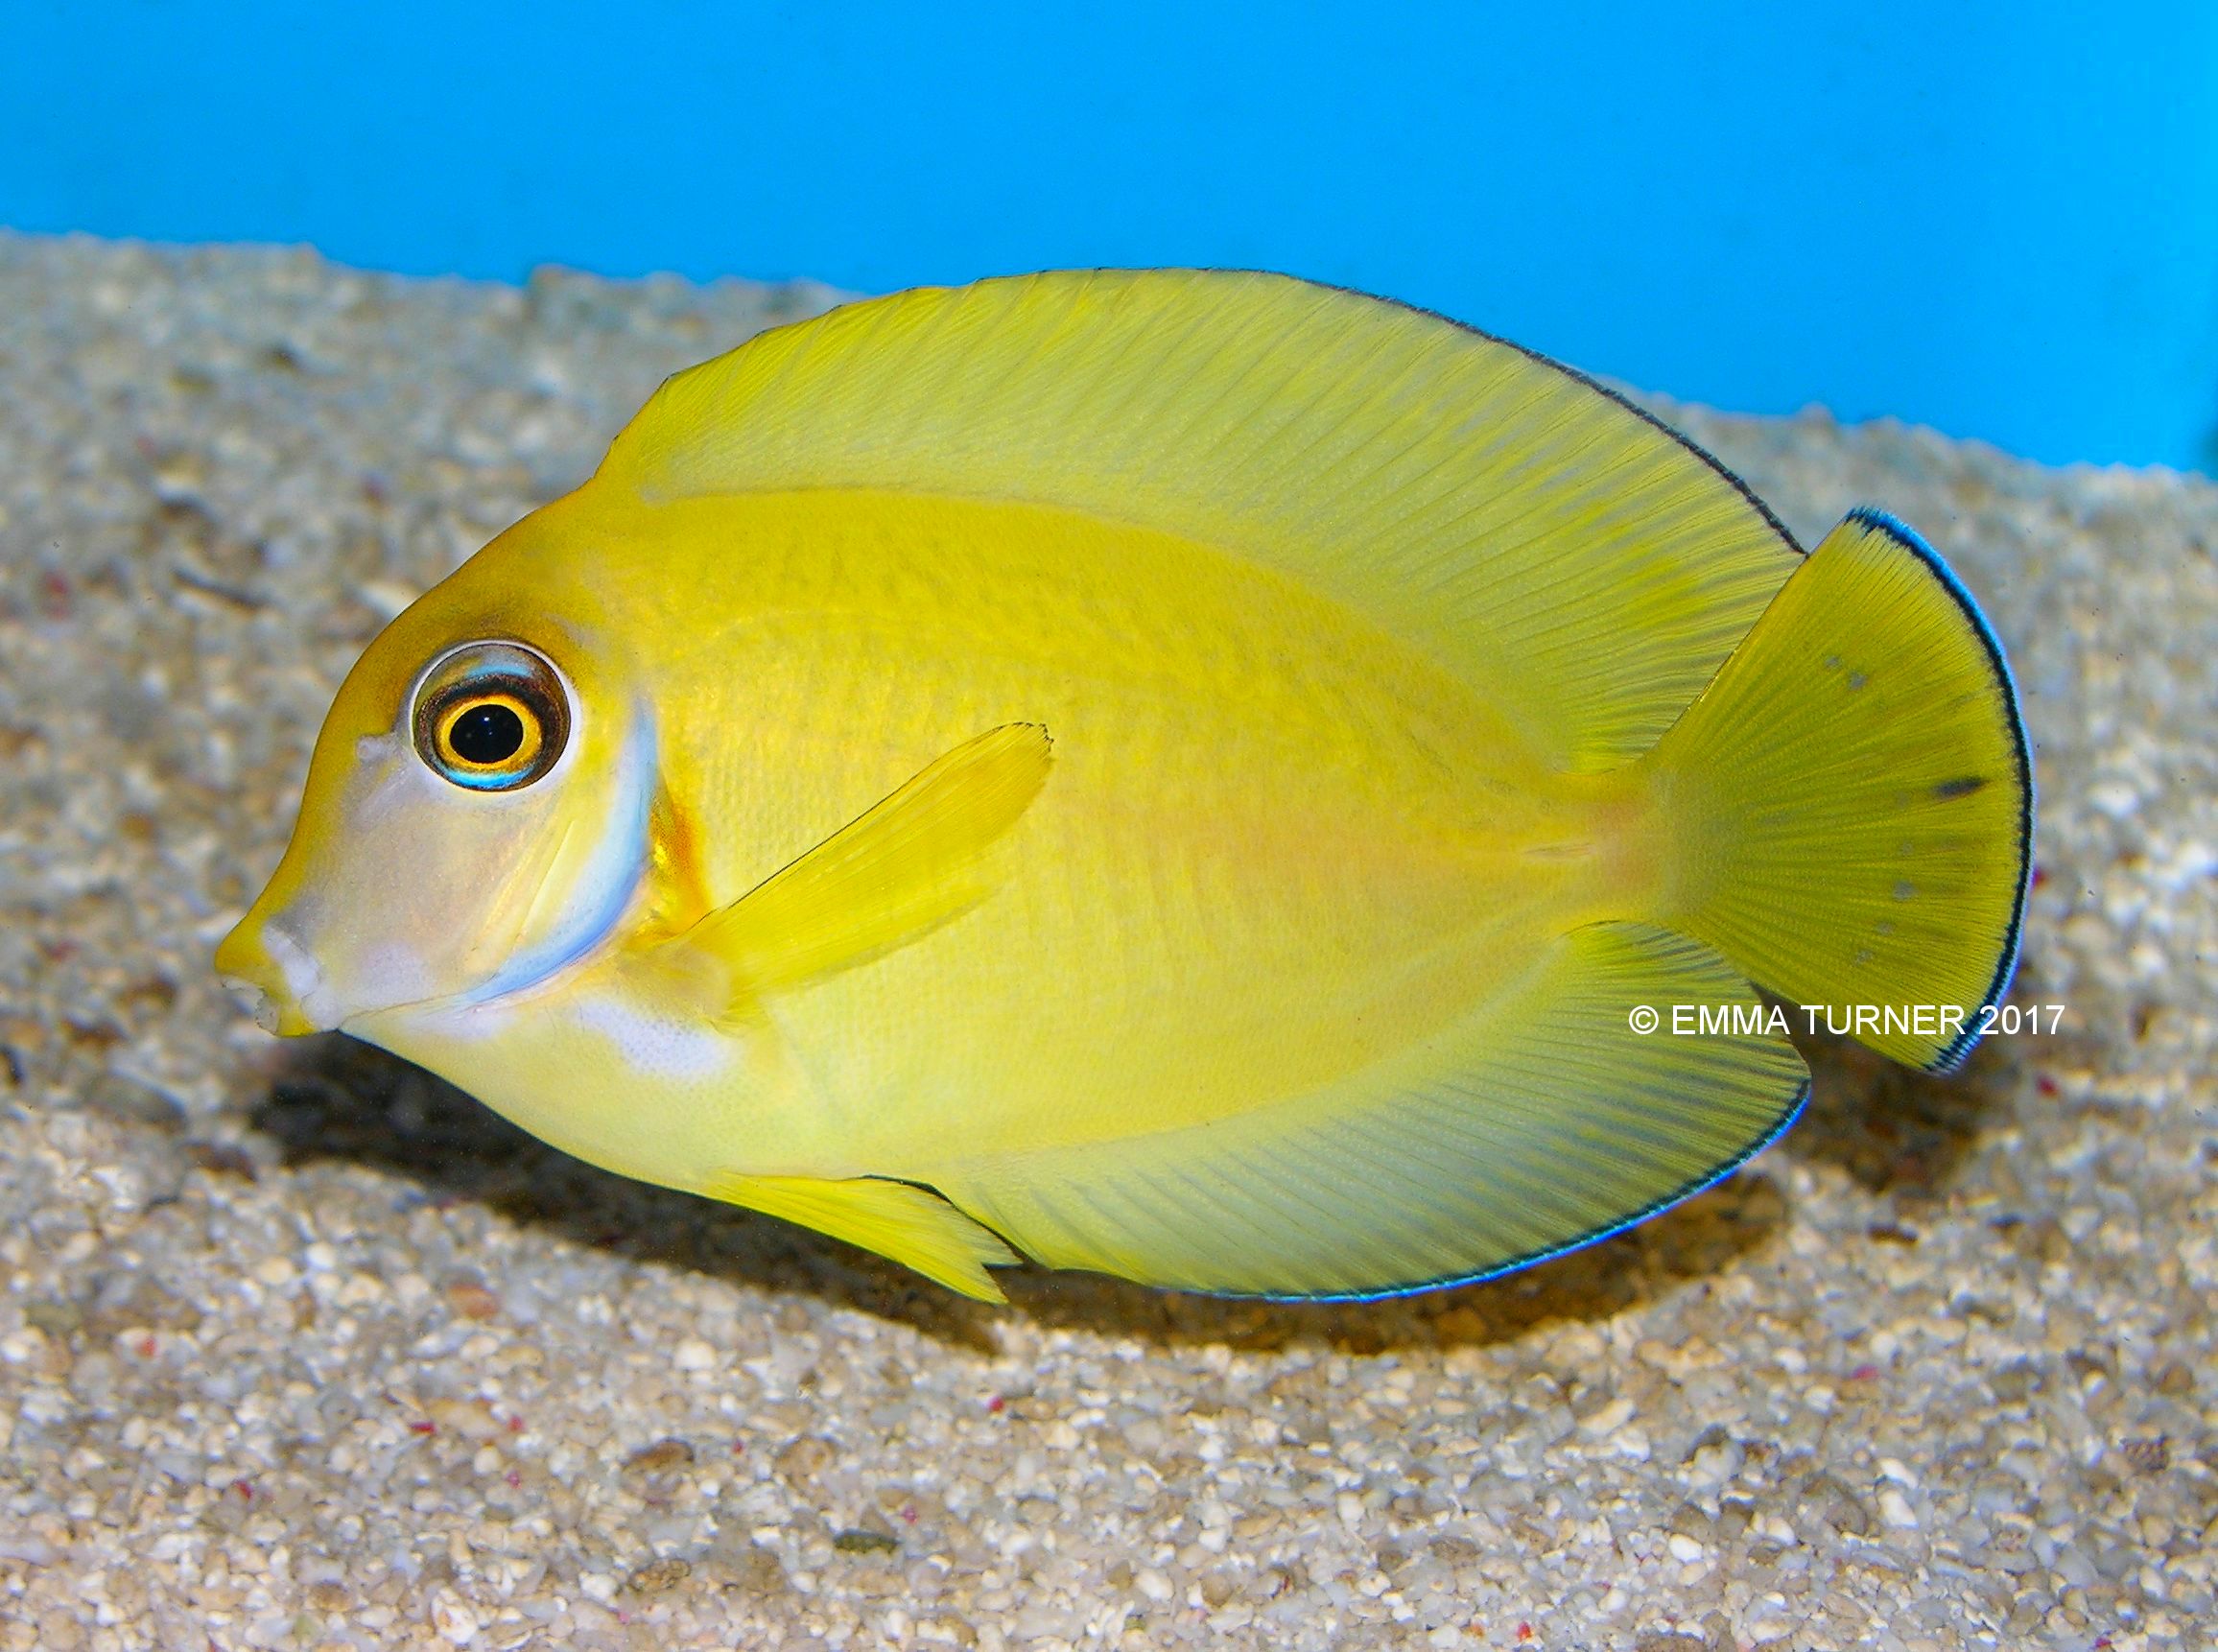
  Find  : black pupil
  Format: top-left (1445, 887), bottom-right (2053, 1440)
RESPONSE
top-left (450, 701), bottom-right (526, 766)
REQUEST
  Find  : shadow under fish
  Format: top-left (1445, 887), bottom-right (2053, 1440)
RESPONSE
top-left (251, 1031), bottom-right (1793, 1354)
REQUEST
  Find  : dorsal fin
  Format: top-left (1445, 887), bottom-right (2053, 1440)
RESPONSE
top-left (592, 271), bottom-right (1801, 768)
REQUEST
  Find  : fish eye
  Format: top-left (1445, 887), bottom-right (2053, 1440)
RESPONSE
top-left (411, 642), bottom-right (571, 791)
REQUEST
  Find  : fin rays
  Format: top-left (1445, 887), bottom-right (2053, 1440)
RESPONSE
top-left (1647, 512), bottom-right (2029, 1068)
top-left (932, 923), bottom-right (1807, 1298)
top-left (639, 722), bottom-right (1053, 1012)
top-left (594, 271), bottom-right (1801, 769)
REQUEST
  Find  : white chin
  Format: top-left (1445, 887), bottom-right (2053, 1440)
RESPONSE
top-left (262, 923), bottom-right (348, 1031)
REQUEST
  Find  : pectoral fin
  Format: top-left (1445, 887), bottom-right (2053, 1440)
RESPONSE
top-left (706, 1172), bottom-right (1019, 1301)
top-left (644, 722), bottom-right (1052, 1014)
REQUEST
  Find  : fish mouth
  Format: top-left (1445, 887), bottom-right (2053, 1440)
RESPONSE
top-left (213, 915), bottom-right (338, 1036)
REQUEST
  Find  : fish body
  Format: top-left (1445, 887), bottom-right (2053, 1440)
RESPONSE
top-left (360, 486), bottom-right (1647, 1179)
top-left (218, 271), bottom-right (2030, 1300)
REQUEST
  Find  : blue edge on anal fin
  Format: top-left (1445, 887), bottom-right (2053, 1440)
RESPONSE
top-left (1249, 1077), bottom-right (1813, 1305)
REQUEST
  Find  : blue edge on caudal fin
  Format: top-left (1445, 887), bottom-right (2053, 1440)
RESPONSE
top-left (1249, 507), bottom-right (2031, 1305)
top-left (1840, 507), bottom-right (2034, 1074)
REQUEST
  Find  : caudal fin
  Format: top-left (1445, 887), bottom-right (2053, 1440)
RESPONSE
top-left (1644, 510), bottom-right (2031, 1070)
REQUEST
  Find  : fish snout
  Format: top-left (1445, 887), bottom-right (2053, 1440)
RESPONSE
top-left (213, 915), bottom-right (334, 1036)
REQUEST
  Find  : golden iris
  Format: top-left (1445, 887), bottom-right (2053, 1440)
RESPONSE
top-left (411, 643), bottom-right (570, 791)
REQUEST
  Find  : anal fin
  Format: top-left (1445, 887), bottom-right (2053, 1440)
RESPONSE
top-left (706, 1172), bottom-right (1020, 1302)
top-left (932, 922), bottom-right (1809, 1298)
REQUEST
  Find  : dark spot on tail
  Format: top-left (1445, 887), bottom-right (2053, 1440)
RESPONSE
top-left (1933, 776), bottom-right (1988, 800)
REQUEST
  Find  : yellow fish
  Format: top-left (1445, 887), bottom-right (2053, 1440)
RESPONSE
top-left (216, 271), bottom-right (2029, 1302)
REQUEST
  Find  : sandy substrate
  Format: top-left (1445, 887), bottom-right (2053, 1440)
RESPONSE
top-left (0, 232), bottom-right (2211, 1652)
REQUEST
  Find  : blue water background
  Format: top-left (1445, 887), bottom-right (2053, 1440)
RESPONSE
top-left (5, 2), bottom-right (2215, 470)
